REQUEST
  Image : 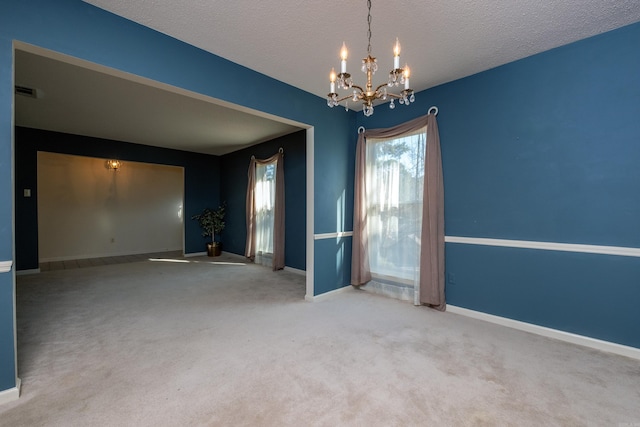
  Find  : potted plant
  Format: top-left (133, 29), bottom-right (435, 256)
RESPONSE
top-left (191, 203), bottom-right (226, 256)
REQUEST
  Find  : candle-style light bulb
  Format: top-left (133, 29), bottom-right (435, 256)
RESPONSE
top-left (393, 38), bottom-right (401, 69)
top-left (340, 42), bottom-right (348, 61)
top-left (330, 68), bottom-right (336, 93)
top-left (404, 65), bottom-right (410, 89)
top-left (340, 42), bottom-right (348, 73)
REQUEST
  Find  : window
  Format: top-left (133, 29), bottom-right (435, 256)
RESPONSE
top-left (254, 162), bottom-right (277, 266)
top-left (366, 126), bottom-right (426, 281)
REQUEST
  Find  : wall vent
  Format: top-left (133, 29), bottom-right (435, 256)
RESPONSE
top-left (15, 85), bottom-right (42, 99)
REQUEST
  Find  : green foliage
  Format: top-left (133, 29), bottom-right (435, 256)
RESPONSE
top-left (378, 140), bottom-right (409, 159)
top-left (191, 203), bottom-right (226, 242)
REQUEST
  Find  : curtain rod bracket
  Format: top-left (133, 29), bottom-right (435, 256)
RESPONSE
top-left (358, 126), bottom-right (365, 134)
top-left (279, 147), bottom-right (283, 154)
top-left (428, 106), bottom-right (439, 116)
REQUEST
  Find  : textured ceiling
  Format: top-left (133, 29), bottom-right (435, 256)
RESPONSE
top-left (17, 1), bottom-right (640, 156)
top-left (15, 47), bottom-right (302, 156)
top-left (83, 0), bottom-right (640, 102)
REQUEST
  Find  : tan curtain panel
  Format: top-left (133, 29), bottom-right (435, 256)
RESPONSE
top-left (420, 114), bottom-right (445, 310)
top-left (350, 131), bottom-right (372, 285)
top-left (245, 151), bottom-right (285, 271)
top-left (245, 157), bottom-right (257, 260)
top-left (350, 112), bottom-right (445, 310)
top-left (272, 153), bottom-right (285, 271)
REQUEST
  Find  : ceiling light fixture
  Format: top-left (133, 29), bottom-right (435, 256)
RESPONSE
top-left (106, 159), bottom-right (122, 171)
top-left (327, 0), bottom-right (415, 117)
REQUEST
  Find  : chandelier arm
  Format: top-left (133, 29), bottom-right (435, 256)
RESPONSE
top-left (349, 84), bottom-right (366, 94)
top-left (373, 82), bottom-right (390, 94)
top-left (385, 93), bottom-right (404, 99)
top-left (385, 90), bottom-right (414, 100)
top-left (333, 94), bottom-right (355, 104)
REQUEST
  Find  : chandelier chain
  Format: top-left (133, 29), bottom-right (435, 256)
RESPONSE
top-left (366, 0), bottom-right (372, 56)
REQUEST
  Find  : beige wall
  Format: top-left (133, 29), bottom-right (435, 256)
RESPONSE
top-left (37, 152), bottom-right (184, 261)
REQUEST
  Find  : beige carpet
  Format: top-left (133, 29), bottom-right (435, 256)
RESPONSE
top-left (1, 253), bottom-right (639, 426)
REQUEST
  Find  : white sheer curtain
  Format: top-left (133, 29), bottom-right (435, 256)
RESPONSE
top-left (254, 161), bottom-right (276, 267)
top-left (366, 127), bottom-right (426, 301)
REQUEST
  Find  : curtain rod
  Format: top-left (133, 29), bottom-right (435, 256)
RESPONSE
top-left (357, 105), bottom-right (439, 134)
top-left (251, 147), bottom-right (283, 160)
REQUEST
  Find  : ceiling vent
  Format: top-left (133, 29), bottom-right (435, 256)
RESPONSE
top-left (15, 85), bottom-right (43, 99)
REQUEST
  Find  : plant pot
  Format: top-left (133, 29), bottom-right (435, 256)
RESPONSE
top-left (206, 242), bottom-right (222, 257)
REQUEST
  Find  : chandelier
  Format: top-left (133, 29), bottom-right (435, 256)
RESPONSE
top-left (105, 159), bottom-right (122, 171)
top-left (326, 0), bottom-right (415, 117)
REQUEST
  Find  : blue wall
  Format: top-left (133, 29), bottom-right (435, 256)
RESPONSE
top-left (0, 38), bottom-right (15, 392)
top-left (220, 130), bottom-right (307, 270)
top-left (0, 0), bottom-right (353, 394)
top-left (361, 22), bottom-right (640, 348)
top-left (3, 0), bottom-right (637, 399)
top-left (14, 127), bottom-right (221, 270)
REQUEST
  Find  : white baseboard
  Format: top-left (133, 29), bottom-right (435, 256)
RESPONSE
top-left (447, 305), bottom-right (640, 360)
top-left (217, 252), bottom-right (304, 274)
top-left (184, 251), bottom-right (207, 258)
top-left (0, 378), bottom-right (20, 406)
top-left (306, 285), bottom-right (353, 302)
top-left (284, 266), bottom-right (306, 276)
top-left (16, 268), bottom-right (40, 276)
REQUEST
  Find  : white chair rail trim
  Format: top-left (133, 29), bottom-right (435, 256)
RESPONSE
top-left (445, 236), bottom-right (640, 258)
top-left (314, 233), bottom-right (640, 257)
top-left (0, 260), bottom-right (13, 273)
top-left (314, 231), bottom-right (354, 240)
